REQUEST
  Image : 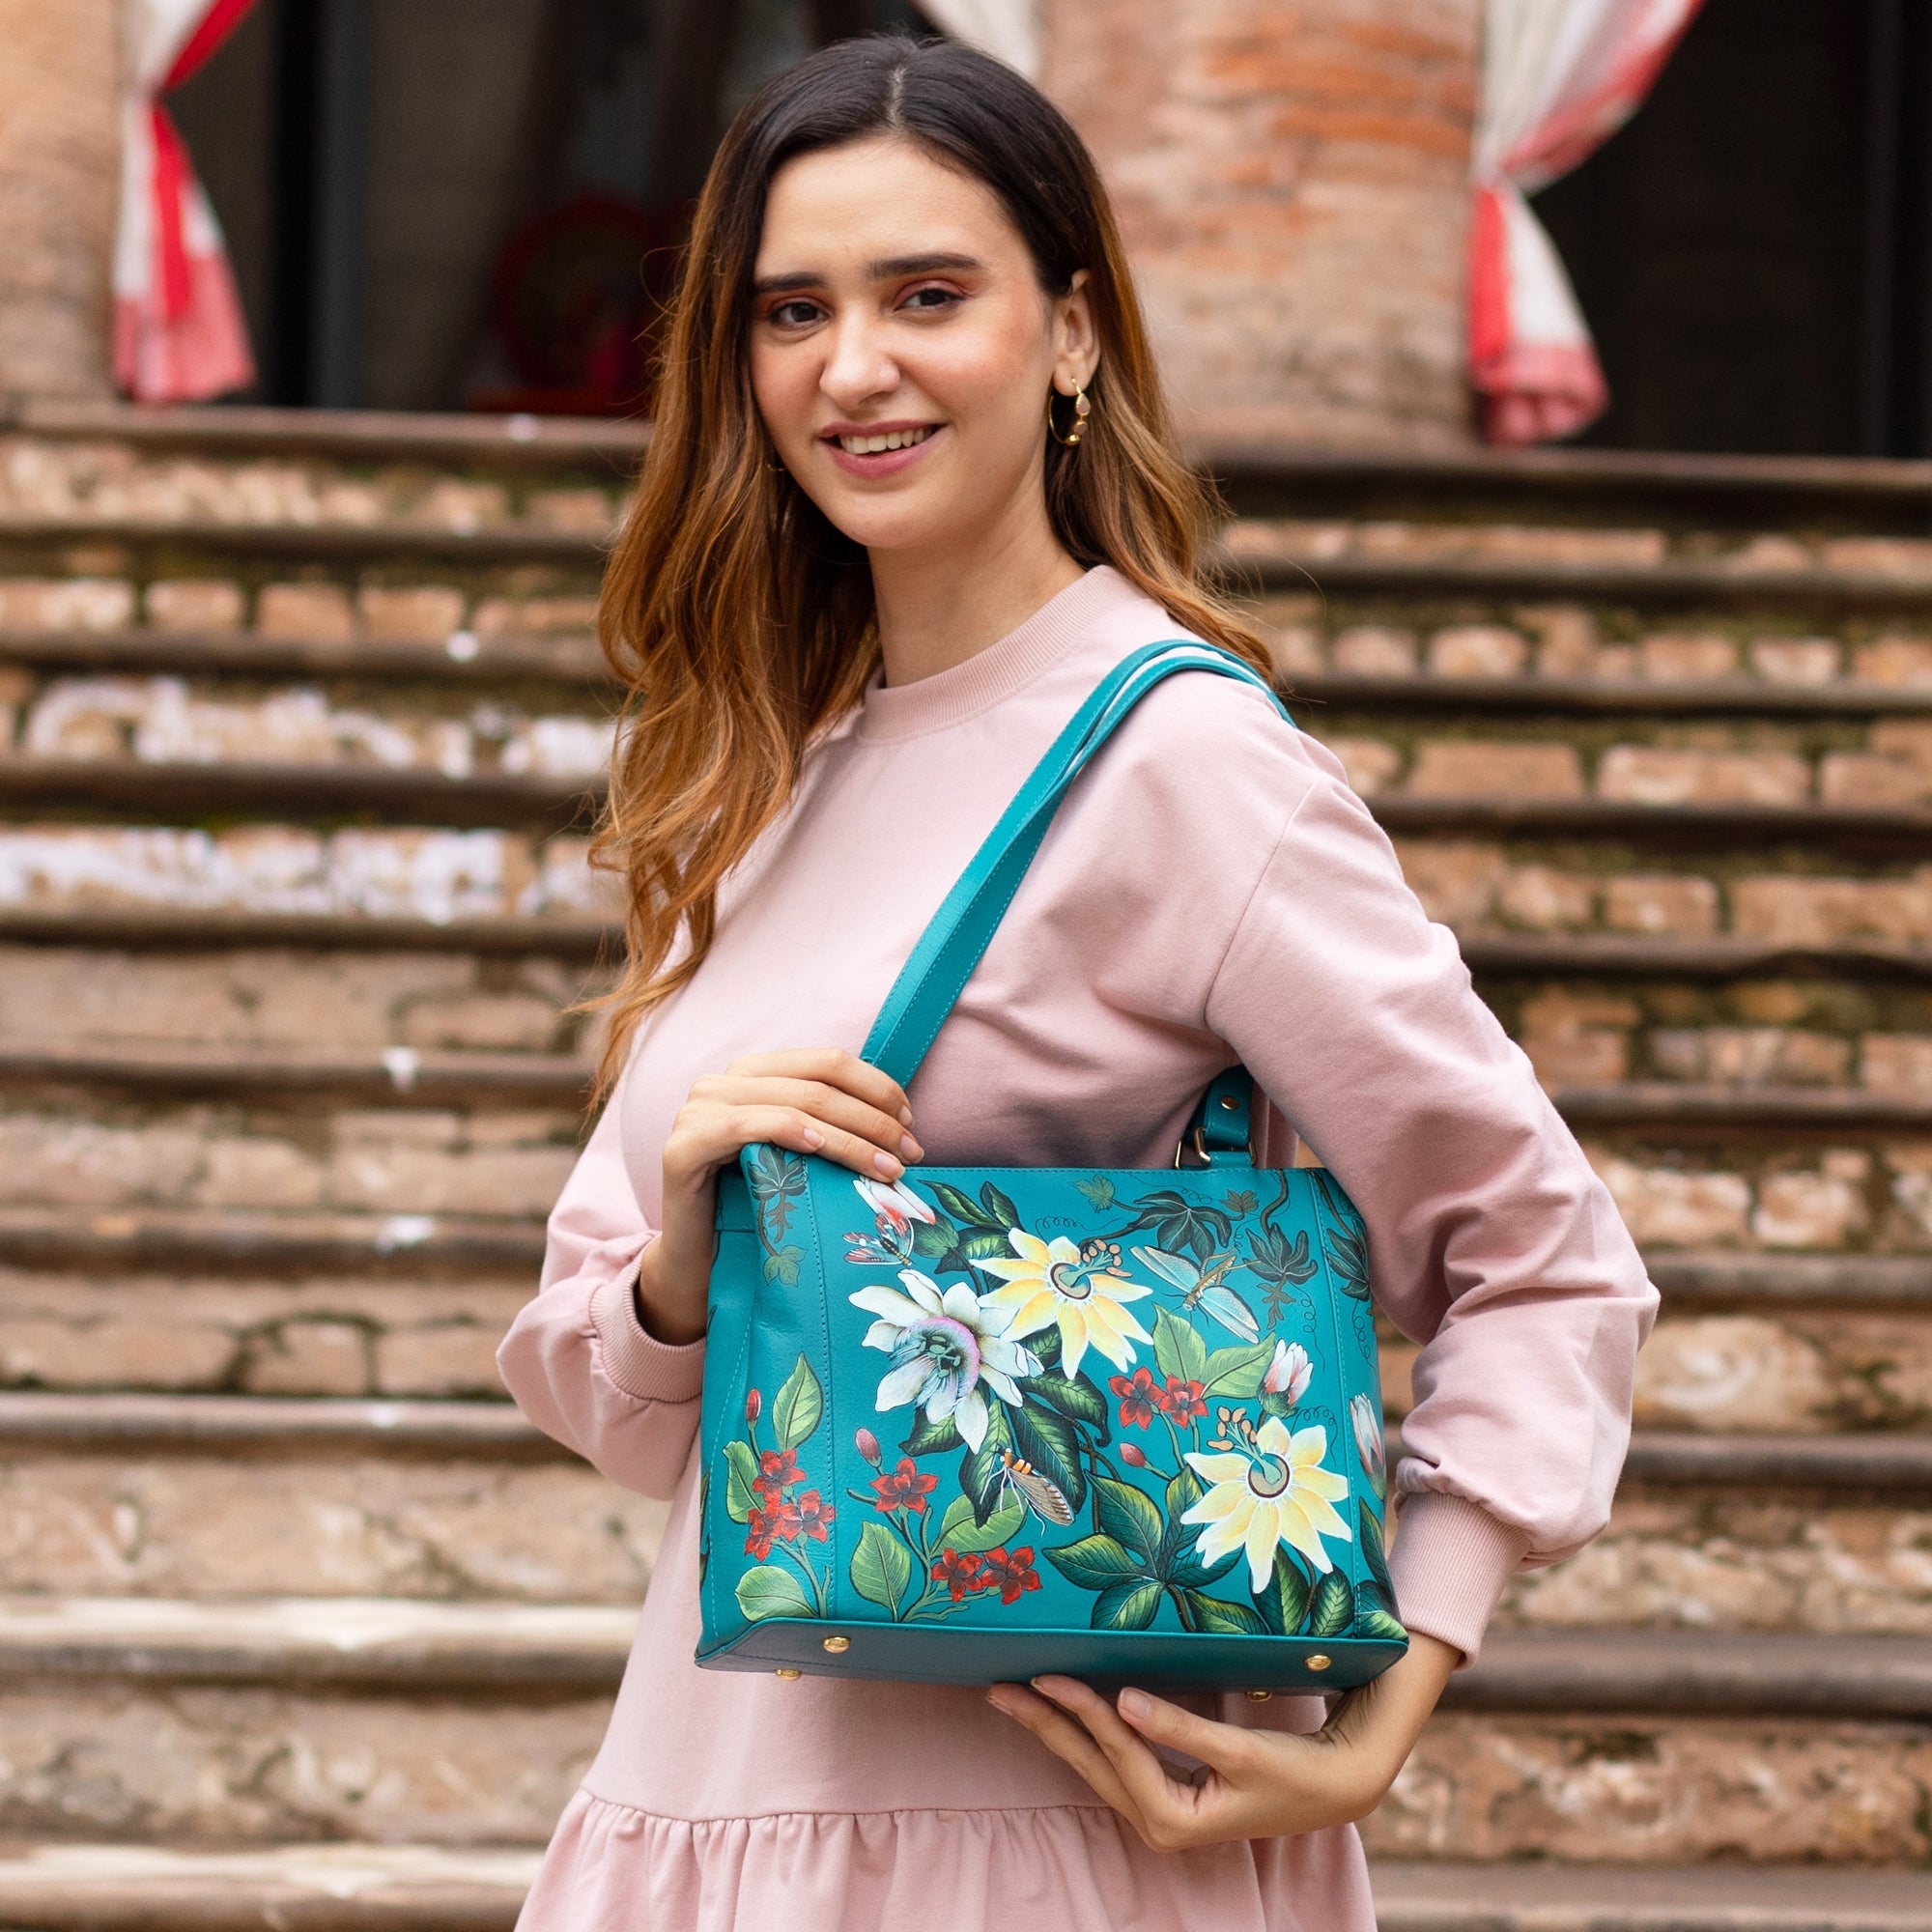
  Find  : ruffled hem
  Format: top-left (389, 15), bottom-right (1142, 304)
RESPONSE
top-left (516, 1787), bottom-right (1373, 1932)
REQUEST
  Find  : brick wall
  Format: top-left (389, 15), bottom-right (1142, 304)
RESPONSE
top-left (1043, 0), bottom-right (1482, 448)
top-left (0, 0), bottom-right (120, 399)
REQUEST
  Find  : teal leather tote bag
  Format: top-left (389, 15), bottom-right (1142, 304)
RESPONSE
top-left (696, 640), bottom-right (1406, 1691)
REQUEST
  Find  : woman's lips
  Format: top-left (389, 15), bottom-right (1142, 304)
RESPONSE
top-left (822, 424), bottom-right (945, 478)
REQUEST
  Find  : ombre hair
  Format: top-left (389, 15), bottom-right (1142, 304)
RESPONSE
top-left (591, 34), bottom-right (1266, 1092)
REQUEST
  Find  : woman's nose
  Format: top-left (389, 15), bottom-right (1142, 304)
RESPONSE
top-left (819, 315), bottom-right (899, 409)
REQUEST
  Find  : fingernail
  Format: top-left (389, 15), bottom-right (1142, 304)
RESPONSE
top-left (1119, 1688), bottom-right (1151, 1721)
top-left (986, 1688), bottom-right (1010, 1713)
top-left (897, 1105), bottom-right (915, 1127)
top-left (802, 1127), bottom-right (824, 1149)
top-left (873, 1150), bottom-right (903, 1177)
top-left (899, 1134), bottom-right (922, 1161)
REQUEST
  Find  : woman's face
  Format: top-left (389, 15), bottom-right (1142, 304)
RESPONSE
top-left (749, 135), bottom-right (1096, 560)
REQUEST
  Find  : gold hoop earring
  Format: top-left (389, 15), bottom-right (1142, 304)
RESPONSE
top-left (1046, 383), bottom-right (1092, 447)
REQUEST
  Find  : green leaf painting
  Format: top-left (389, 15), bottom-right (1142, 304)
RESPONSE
top-left (1308, 1570), bottom-right (1356, 1638)
top-left (1185, 1590), bottom-right (1266, 1635)
top-left (1203, 1340), bottom-right (1274, 1399)
top-left (939, 1494), bottom-right (1026, 1554)
top-left (901, 1409), bottom-right (965, 1458)
top-left (1073, 1175), bottom-right (1116, 1210)
top-left (1256, 1549), bottom-right (1312, 1637)
top-left (1093, 1476), bottom-right (1163, 1562)
top-left (772, 1353), bottom-right (823, 1451)
top-left (1359, 1501), bottom-right (1396, 1603)
top-left (724, 1439), bottom-right (759, 1524)
top-left (735, 1564), bottom-right (813, 1623)
top-left (1042, 1534), bottom-right (1144, 1592)
top-left (1151, 1307), bottom-right (1208, 1386)
top-left (1093, 1577), bottom-right (1164, 1631)
top-left (851, 1521), bottom-right (913, 1615)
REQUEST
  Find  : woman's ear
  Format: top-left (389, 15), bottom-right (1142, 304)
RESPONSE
top-left (1051, 269), bottom-right (1099, 394)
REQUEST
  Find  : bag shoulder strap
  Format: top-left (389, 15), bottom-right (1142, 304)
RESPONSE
top-left (861, 639), bottom-right (1292, 1098)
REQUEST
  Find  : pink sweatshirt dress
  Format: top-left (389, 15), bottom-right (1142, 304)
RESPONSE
top-left (498, 566), bottom-right (1657, 1931)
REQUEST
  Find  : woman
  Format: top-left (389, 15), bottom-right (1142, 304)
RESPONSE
top-left (499, 34), bottom-right (1654, 1932)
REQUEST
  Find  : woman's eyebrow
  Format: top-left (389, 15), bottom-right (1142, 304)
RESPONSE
top-left (750, 252), bottom-right (984, 298)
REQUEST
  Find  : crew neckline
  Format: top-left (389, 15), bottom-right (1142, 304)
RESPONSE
top-left (857, 566), bottom-right (1139, 743)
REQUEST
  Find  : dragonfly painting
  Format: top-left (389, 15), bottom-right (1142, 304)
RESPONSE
top-left (1130, 1246), bottom-right (1262, 1345)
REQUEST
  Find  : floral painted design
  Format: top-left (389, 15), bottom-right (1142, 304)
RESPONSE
top-left (723, 1353), bottom-right (832, 1622)
top-left (1350, 1392), bottom-right (1387, 1497)
top-left (975, 1231), bottom-right (1152, 1376)
top-left (850, 1268), bottom-right (1040, 1451)
top-left (1182, 1417), bottom-right (1354, 1589)
top-left (720, 1151), bottom-right (1403, 1653)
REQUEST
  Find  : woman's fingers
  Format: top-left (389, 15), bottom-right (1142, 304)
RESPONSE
top-left (1113, 1686), bottom-right (1264, 1774)
top-left (674, 1104), bottom-right (907, 1180)
top-left (703, 1077), bottom-right (921, 1165)
top-left (724, 1048), bottom-right (913, 1125)
top-left (987, 1685), bottom-right (1150, 1829)
top-left (1028, 1678), bottom-right (1215, 1845)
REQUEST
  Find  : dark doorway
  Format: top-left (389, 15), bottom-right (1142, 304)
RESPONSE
top-left (169, 0), bottom-right (923, 412)
top-left (1531, 0), bottom-right (1932, 457)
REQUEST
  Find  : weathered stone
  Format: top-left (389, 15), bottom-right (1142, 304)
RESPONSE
top-left (356, 585), bottom-right (468, 641)
top-left (1632, 1317), bottom-right (1834, 1432)
top-left (1370, 1715), bottom-right (1932, 1864)
top-left (1591, 1153), bottom-right (1750, 1247)
top-left (1496, 867), bottom-right (1595, 931)
top-left (1752, 1160), bottom-right (1870, 1250)
top-left (0, 0), bottom-right (119, 397)
top-left (1864, 1036), bottom-right (1932, 1097)
top-left (1407, 740), bottom-right (1585, 800)
top-left (1390, 840), bottom-right (1504, 926)
top-left (257, 583), bottom-right (357, 643)
top-left (1331, 625), bottom-right (1418, 676)
top-left (1854, 636), bottom-right (1932, 687)
top-left (1323, 736), bottom-right (1404, 796)
top-left (1648, 1028), bottom-right (1851, 1087)
top-left (1596, 746), bottom-right (1811, 807)
top-left (0, 578), bottom-right (134, 633)
top-left (144, 580), bottom-right (246, 634)
top-left (1822, 537), bottom-right (1932, 580)
top-left (1504, 1493), bottom-right (1932, 1635)
top-left (1639, 633), bottom-right (1739, 682)
top-left (374, 1323), bottom-right (511, 1398)
top-left (1042, 0), bottom-right (1484, 445)
top-left (526, 487), bottom-right (616, 534)
top-left (1751, 636), bottom-right (1841, 685)
top-left (0, 1454), bottom-right (665, 1600)
top-left (240, 1320), bottom-right (372, 1397)
top-left (1605, 874), bottom-right (1719, 936)
top-left (469, 595), bottom-right (601, 639)
top-left (1518, 993), bottom-right (1636, 1085)
top-left (1514, 603), bottom-right (1599, 675)
top-left (1427, 625), bottom-right (1526, 677)
top-left (1821, 753), bottom-right (1928, 808)
top-left (0, 1684), bottom-right (607, 1844)
top-left (1732, 872), bottom-right (1932, 946)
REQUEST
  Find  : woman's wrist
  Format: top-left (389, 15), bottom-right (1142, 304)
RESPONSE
top-left (632, 1237), bottom-right (707, 1347)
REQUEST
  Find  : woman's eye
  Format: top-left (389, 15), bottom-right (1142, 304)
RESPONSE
top-left (901, 285), bottom-right (963, 313)
top-left (766, 299), bottom-right (824, 328)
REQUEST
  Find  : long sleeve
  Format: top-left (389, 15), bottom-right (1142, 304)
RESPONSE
top-left (496, 1059), bottom-right (705, 1500)
top-left (1194, 705), bottom-right (1658, 1663)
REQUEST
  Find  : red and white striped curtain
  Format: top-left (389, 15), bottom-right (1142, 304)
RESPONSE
top-left (114, 0), bottom-right (260, 403)
top-left (1469, 0), bottom-right (1705, 444)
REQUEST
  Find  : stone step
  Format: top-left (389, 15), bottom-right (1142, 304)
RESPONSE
top-left (0, 1399), bottom-right (660, 1605)
top-left (8, 1037), bottom-right (1929, 1127)
top-left (0, 1851), bottom-right (1925, 1932)
top-left (1229, 521), bottom-right (1932, 611)
top-left (0, 1617), bottom-right (1927, 1859)
top-left (1292, 669), bottom-right (1932, 718)
top-left (0, 1040), bottom-right (592, 1103)
top-left (0, 1205), bottom-right (548, 1273)
top-left (0, 1601), bottom-right (1922, 1716)
top-left (0, 1840), bottom-right (536, 1932)
top-left (0, 623), bottom-right (606, 683)
top-left (1369, 1710), bottom-right (1932, 1865)
top-left (1370, 1861), bottom-right (1932, 1931)
top-left (0, 1264), bottom-right (527, 1399)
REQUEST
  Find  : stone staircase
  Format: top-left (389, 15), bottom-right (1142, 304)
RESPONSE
top-left (0, 397), bottom-right (1927, 1928)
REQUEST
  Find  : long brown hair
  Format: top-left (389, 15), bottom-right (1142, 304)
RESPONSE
top-left (592, 35), bottom-right (1266, 1092)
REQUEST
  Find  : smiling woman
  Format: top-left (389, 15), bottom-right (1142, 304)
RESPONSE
top-left (497, 30), bottom-right (1653, 1932)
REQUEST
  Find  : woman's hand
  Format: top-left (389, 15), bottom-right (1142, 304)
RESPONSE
top-left (635, 1048), bottom-right (921, 1347)
top-left (987, 1630), bottom-right (1460, 1848)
